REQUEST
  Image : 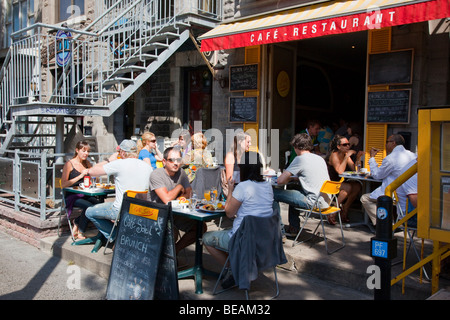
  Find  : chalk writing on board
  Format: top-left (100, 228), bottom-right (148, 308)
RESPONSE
top-left (230, 96), bottom-right (258, 122)
top-left (367, 90), bottom-right (410, 123)
top-left (229, 64), bottom-right (258, 91)
top-left (106, 196), bottom-right (178, 300)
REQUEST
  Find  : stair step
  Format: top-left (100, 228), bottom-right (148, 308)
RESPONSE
top-left (103, 77), bottom-right (134, 86)
top-left (123, 54), bottom-right (158, 65)
top-left (146, 32), bottom-right (180, 42)
top-left (103, 90), bottom-right (121, 96)
top-left (109, 65), bottom-right (146, 77)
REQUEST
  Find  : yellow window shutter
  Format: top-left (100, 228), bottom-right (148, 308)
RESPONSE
top-left (368, 28), bottom-right (391, 53)
top-left (245, 46), bottom-right (260, 64)
top-left (365, 28), bottom-right (391, 170)
top-left (244, 46), bottom-right (260, 151)
top-left (365, 123), bottom-right (387, 169)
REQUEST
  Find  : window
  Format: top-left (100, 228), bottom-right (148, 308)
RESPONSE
top-left (59, 0), bottom-right (85, 22)
top-left (4, 0), bottom-right (35, 47)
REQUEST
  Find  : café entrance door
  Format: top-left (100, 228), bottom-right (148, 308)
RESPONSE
top-left (269, 44), bottom-right (296, 168)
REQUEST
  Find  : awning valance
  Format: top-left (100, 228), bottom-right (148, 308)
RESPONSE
top-left (199, 0), bottom-right (450, 52)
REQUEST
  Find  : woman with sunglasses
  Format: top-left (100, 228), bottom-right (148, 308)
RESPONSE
top-left (137, 132), bottom-right (163, 170)
top-left (325, 135), bottom-right (364, 224)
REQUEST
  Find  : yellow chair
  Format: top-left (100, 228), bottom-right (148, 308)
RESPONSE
top-left (103, 190), bottom-right (148, 254)
top-left (293, 178), bottom-right (345, 254)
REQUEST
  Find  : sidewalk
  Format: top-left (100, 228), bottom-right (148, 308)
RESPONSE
top-left (40, 204), bottom-right (450, 300)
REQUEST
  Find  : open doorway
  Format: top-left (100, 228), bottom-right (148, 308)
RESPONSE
top-left (183, 67), bottom-right (212, 132)
top-left (295, 31), bottom-right (368, 133)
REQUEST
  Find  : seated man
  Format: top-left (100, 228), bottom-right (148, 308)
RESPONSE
top-left (395, 159), bottom-right (418, 227)
top-left (274, 133), bottom-right (330, 235)
top-left (86, 139), bottom-right (153, 242)
top-left (149, 147), bottom-right (203, 254)
top-left (360, 134), bottom-right (416, 226)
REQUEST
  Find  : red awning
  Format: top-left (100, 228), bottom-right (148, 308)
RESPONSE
top-left (199, 0), bottom-right (450, 52)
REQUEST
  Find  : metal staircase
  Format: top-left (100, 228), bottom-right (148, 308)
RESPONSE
top-left (0, 0), bottom-right (221, 153)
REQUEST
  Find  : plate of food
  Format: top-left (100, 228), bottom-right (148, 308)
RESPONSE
top-left (199, 202), bottom-right (225, 213)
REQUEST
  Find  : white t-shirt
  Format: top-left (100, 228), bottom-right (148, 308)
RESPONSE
top-left (229, 180), bottom-right (274, 237)
top-left (104, 158), bottom-right (153, 211)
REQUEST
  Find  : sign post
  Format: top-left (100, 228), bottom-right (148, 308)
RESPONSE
top-left (370, 195), bottom-right (397, 300)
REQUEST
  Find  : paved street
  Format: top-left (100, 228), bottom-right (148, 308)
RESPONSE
top-left (0, 230), bottom-right (371, 301)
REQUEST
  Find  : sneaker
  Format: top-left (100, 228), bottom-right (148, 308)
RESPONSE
top-left (221, 268), bottom-right (236, 289)
top-left (283, 225), bottom-right (299, 237)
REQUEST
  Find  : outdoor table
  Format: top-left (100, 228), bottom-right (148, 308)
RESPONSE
top-left (64, 186), bottom-right (115, 253)
top-left (339, 172), bottom-right (382, 232)
top-left (172, 206), bottom-right (225, 294)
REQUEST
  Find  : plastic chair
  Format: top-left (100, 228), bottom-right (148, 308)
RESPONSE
top-left (103, 190), bottom-right (148, 254)
top-left (212, 214), bottom-right (287, 299)
top-left (292, 178), bottom-right (346, 254)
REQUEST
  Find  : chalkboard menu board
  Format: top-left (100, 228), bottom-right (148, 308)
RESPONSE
top-left (229, 64), bottom-right (258, 91)
top-left (368, 49), bottom-right (413, 85)
top-left (367, 90), bottom-right (411, 123)
top-left (229, 96), bottom-right (258, 122)
top-left (106, 195), bottom-right (178, 300)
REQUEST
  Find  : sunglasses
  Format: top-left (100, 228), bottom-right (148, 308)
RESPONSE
top-left (340, 143), bottom-right (350, 147)
top-left (167, 157), bottom-right (182, 163)
top-left (150, 139), bottom-right (156, 143)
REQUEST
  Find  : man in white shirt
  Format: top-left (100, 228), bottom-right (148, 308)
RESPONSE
top-left (361, 134), bottom-right (416, 225)
top-left (86, 139), bottom-right (153, 241)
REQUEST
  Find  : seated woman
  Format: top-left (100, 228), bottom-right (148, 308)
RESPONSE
top-left (326, 135), bottom-right (364, 224)
top-left (171, 129), bottom-right (191, 158)
top-left (183, 132), bottom-right (213, 182)
top-left (137, 131), bottom-right (163, 169)
top-left (202, 151), bottom-right (274, 289)
top-left (222, 131), bottom-right (251, 196)
top-left (61, 140), bottom-right (100, 239)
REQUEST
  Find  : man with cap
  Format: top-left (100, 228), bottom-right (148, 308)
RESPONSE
top-left (86, 139), bottom-right (153, 242)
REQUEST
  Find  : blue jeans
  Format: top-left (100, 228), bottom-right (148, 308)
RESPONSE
top-left (73, 196), bottom-right (100, 233)
top-left (273, 187), bottom-right (309, 230)
top-left (85, 202), bottom-right (119, 240)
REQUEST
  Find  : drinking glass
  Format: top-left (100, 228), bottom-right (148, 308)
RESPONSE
top-left (210, 187), bottom-right (218, 205)
top-left (210, 190), bottom-right (217, 205)
top-left (190, 193), bottom-right (198, 210)
top-left (91, 176), bottom-right (97, 188)
top-left (204, 190), bottom-right (211, 203)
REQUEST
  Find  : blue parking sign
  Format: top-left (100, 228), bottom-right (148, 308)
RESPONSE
top-left (372, 240), bottom-right (388, 259)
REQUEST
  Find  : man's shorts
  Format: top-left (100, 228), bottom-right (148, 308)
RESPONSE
top-left (202, 230), bottom-right (231, 251)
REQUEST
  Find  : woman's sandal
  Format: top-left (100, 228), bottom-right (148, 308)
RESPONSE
top-left (327, 215), bottom-right (337, 225)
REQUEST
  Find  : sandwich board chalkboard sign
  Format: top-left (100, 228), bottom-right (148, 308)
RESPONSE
top-left (106, 195), bottom-right (178, 300)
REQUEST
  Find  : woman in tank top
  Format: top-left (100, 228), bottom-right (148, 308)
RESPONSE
top-left (61, 141), bottom-right (100, 239)
top-left (325, 135), bottom-right (364, 224)
top-left (223, 131), bottom-right (251, 196)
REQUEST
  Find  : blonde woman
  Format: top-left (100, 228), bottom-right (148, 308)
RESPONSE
top-left (183, 132), bottom-right (213, 167)
top-left (61, 140), bottom-right (100, 239)
top-left (137, 132), bottom-right (163, 169)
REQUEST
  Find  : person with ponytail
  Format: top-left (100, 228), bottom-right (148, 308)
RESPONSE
top-left (137, 132), bottom-right (163, 169)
